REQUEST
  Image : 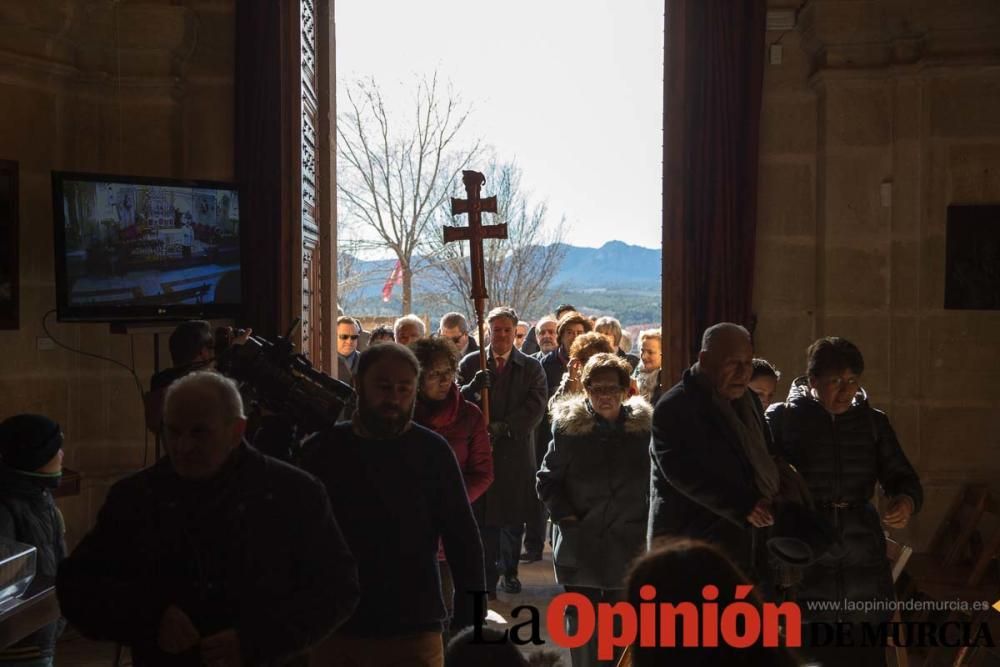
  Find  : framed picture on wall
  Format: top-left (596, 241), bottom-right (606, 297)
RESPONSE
top-left (0, 160), bottom-right (18, 329)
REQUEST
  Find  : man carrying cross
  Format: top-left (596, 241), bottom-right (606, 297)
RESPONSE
top-left (446, 171), bottom-right (547, 598)
top-left (459, 307), bottom-right (547, 596)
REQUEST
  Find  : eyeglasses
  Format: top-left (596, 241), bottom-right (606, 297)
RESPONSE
top-left (586, 384), bottom-right (626, 397)
top-left (437, 333), bottom-right (466, 345)
top-left (425, 369), bottom-right (455, 382)
top-left (338, 334), bottom-right (360, 341)
top-left (515, 333), bottom-right (526, 339)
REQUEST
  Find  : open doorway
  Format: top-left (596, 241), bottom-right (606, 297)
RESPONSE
top-left (333, 0), bottom-right (664, 342)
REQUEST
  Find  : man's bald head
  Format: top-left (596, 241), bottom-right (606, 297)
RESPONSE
top-left (701, 323), bottom-right (751, 353)
top-left (698, 323), bottom-right (753, 400)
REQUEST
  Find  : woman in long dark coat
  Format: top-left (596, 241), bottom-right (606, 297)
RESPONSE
top-left (537, 354), bottom-right (653, 667)
top-left (766, 337), bottom-right (922, 667)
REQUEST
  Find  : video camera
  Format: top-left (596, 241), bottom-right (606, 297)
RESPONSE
top-left (215, 319), bottom-right (355, 434)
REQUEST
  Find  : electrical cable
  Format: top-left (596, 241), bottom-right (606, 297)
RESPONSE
top-left (129, 333), bottom-right (150, 467)
top-left (41, 309), bottom-right (150, 468)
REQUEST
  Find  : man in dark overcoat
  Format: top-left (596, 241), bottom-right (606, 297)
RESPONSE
top-left (57, 372), bottom-right (359, 667)
top-left (459, 306), bottom-right (547, 596)
top-left (648, 322), bottom-right (776, 577)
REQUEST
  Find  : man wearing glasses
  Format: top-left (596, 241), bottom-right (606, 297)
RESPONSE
top-left (438, 312), bottom-right (479, 357)
top-left (337, 316), bottom-right (362, 383)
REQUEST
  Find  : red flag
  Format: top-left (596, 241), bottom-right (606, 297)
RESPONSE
top-left (382, 260), bottom-right (403, 302)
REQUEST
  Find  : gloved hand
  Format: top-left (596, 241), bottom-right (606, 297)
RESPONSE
top-left (469, 369), bottom-right (493, 392)
top-left (460, 369), bottom-right (494, 398)
top-left (488, 421), bottom-right (510, 441)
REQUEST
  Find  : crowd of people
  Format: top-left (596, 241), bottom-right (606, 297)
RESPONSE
top-left (0, 304), bottom-right (923, 667)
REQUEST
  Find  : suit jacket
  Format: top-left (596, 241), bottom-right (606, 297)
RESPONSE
top-left (462, 335), bottom-right (480, 357)
top-left (337, 352), bottom-right (359, 386)
top-left (459, 346), bottom-right (547, 526)
top-left (520, 325), bottom-right (539, 356)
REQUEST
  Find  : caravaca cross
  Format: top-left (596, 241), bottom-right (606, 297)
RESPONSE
top-left (444, 170), bottom-right (507, 422)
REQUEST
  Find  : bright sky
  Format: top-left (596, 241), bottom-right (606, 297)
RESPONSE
top-left (335, 0), bottom-right (664, 250)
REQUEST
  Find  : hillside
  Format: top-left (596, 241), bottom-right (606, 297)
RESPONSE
top-left (340, 241), bottom-right (662, 325)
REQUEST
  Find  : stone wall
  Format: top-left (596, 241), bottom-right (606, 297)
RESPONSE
top-left (755, 0), bottom-right (1000, 549)
top-left (0, 0), bottom-right (234, 548)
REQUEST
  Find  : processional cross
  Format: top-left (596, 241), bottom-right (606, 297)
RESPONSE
top-left (444, 170), bottom-right (508, 422)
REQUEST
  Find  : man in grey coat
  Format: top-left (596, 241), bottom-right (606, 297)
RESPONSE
top-left (459, 306), bottom-right (547, 597)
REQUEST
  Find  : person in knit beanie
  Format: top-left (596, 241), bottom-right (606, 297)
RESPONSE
top-left (0, 413), bottom-right (67, 667)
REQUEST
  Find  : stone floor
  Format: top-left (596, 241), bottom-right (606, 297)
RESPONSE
top-left (486, 550), bottom-right (572, 664)
top-left (50, 550), bottom-right (572, 666)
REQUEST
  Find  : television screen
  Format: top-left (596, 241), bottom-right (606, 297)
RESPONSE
top-left (53, 172), bottom-right (243, 322)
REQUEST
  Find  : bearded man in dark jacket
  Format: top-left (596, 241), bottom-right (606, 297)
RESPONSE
top-left (648, 323), bottom-right (776, 577)
top-left (0, 414), bottom-right (67, 666)
top-left (304, 343), bottom-right (485, 666)
top-left (57, 372), bottom-right (359, 667)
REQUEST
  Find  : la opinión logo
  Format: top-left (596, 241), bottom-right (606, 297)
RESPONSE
top-left (472, 584), bottom-right (800, 660)
top-left (470, 588), bottom-right (997, 659)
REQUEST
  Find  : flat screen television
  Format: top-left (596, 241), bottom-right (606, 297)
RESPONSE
top-left (52, 172), bottom-right (243, 323)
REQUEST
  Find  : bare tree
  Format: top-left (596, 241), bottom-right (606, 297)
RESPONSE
top-left (337, 73), bottom-right (480, 313)
top-left (430, 159), bottom-right (567, 321)
top-left (336, 240), bottom-right (376, 315)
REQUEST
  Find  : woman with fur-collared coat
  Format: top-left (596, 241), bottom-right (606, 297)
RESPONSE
top-left (537, 354), bottom-right (652, 667)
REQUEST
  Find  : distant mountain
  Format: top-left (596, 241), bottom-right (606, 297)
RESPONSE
top-left (338, 240), bottom-right (662, 324)
top-left (342, 240), bottom-right (661, 294)
top-left (552, 241), bottom-right (660, 289)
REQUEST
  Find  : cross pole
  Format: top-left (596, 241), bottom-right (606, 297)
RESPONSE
top-left (444, 170), bottom-right (507, 422)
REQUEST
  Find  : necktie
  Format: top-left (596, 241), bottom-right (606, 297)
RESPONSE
top-left (495, 356), bottom-right (506, 374)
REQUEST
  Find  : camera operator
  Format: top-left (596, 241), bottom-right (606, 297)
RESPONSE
top-left (145, 321), bottom-right (252, 434)
top-left (214, 324), bottom-right (355, 464)
top-left (248, 405), bottom-right (300, 464)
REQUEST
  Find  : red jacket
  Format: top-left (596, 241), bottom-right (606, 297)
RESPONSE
top-left (414, 383), bottom-right (494, 504)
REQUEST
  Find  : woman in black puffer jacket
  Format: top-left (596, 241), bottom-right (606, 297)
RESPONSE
top-left (766, 337), bottom-right (922, 667)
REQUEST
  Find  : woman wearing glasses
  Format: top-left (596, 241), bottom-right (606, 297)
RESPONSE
top-left (536, 353), bottom-right (652, 667)
top-left (409, 336), bottom-right (494, 629)
top-left (766, 337), bottom-right (922, 667)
